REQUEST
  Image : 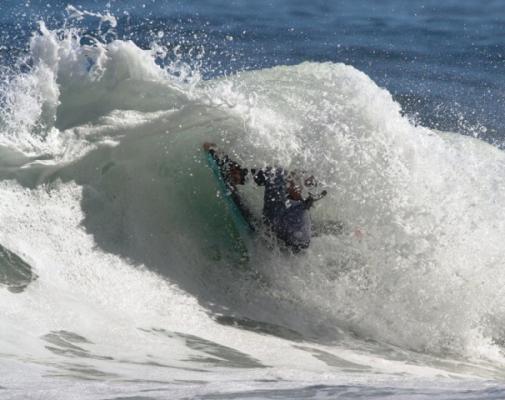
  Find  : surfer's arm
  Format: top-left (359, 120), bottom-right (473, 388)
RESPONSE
top-left (203, 142), bottom-right (217, 153)
top-left (203, 143), bottom-right (222, 163)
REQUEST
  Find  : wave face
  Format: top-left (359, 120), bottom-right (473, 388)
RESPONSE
top-left (1, 7), bottom-right (505, 399)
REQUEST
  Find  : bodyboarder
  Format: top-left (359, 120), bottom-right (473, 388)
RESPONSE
top-left (204, 143), bottom-right (326, 251)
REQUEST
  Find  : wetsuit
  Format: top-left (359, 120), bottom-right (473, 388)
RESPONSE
top-left (251, 168), bottom-right (312, 251)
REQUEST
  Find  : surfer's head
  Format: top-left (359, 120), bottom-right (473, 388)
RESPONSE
top-left (287, 170), bottom-right (317, 201)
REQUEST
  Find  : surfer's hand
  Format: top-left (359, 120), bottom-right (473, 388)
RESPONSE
top-left (203, 142), bottom-right (217, 151)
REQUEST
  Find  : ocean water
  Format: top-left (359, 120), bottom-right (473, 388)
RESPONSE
top-left (1, 1), bottom-right (505, 399)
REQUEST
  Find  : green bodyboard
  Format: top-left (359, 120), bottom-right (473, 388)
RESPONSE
top-left (205, 151), bottom-right (253, 264)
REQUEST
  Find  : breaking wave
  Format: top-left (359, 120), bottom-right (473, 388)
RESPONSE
top-left (2, 11), bottom-right (505, 388)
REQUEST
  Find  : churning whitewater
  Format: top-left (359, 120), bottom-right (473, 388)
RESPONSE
top-left (2, 7), bottom-right (505, 399)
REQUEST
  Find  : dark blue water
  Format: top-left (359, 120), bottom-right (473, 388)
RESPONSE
top-left (1, 0), bottom-right (504, 141)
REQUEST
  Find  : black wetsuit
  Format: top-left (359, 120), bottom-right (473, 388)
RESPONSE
top-left (251, 167), bottom-right (311, 250)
